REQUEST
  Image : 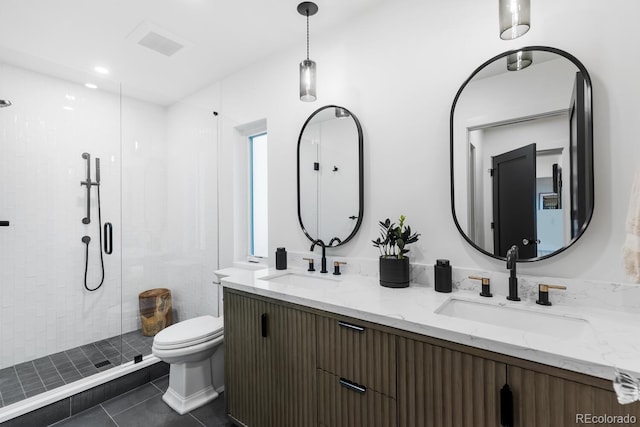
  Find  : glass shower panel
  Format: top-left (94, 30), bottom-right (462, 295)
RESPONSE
top-left (120, 97), bottom-right (220, 346)
top-left (0, 61), bottom-right (123, 407)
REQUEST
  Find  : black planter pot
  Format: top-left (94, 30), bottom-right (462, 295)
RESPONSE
top-left (379, 256), bottom-right (410, 288)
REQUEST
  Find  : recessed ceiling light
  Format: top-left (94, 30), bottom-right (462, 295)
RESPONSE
top-left (94, 66), bottom-right (109, 75)
top-left (63, 106), bottom-right (74, 111)
top-left (85, 83), bottom-right (98, 89)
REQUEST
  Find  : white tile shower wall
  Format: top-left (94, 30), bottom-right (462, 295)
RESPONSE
top-left (0, 63), bottom-right (124, 368)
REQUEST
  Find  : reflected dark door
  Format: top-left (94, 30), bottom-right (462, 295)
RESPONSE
top-left (492, 143), bottom-right (537, 258)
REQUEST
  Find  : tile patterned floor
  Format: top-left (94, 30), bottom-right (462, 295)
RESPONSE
top-left (0, 330), bottom-right (154, 408)
top-left (48, 375), bottom-right (232, 427)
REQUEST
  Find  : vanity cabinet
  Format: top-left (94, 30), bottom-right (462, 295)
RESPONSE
top-left (225, 287), bottom-right (639, 426)
top-left (224, 289), bottom-right (317, 426)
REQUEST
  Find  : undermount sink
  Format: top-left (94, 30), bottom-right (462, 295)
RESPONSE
top-left (435, 298), bottom-right (592, 340)
top-left (260, 271), bottom-right (341, 286)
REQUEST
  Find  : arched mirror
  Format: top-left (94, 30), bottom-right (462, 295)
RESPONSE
top-left (451, 46), bottom-right (593, 261)
top-left (297, 105), bottom-right (363, 246)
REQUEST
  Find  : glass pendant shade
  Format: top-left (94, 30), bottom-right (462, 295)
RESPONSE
top-left (507, 51), bottom-right (533, 71)
top-left (499, 0), bottom-right (530, 40)
top-left (300, 59), bottom-right (316, 102)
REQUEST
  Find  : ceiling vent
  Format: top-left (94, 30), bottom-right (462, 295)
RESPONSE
top-left (127, 21), bottom-right (191, 57)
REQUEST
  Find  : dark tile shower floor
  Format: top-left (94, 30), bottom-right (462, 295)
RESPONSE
top-left (0, 330), bottom-right (154, 408)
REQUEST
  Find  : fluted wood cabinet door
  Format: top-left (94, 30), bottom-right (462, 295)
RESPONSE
top-left (224, 289), bottom-right (266, 425)
top-left (397, 337), bottom-right (506, 427)
top-left (224, 290), bottom-right (317, 427)
top-left (508, 365), bottom-right (640, 427)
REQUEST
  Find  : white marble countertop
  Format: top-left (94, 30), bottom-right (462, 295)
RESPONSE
top-left (216, 267), bottom-right (640, 382)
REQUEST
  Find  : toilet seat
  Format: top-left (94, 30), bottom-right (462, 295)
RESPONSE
top-left (153, 315), bottom-right (224, 350)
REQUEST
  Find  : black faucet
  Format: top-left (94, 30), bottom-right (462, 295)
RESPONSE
top-left (506, 245), bottom-right (521, 301)
top-left (310, 239), bottom-right (328, 273)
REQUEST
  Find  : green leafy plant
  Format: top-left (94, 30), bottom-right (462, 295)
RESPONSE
top-left (372, 215), bottom-right (420, 259)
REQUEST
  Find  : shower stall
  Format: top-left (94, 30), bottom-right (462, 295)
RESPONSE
top-left (0, 58), bottom-right (220, 421)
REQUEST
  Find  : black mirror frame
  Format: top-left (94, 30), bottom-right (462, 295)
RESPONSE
top-left (297, 105), bottom-right (364, 247)
top-left (450, 46), bottom-right (594, 262)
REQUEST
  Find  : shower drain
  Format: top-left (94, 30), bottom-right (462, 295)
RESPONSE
top-left (94, 360), bottom-right (112, 368)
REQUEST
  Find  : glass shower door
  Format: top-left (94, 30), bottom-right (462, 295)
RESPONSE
top-left (0, 60), bottom-right (123, 408)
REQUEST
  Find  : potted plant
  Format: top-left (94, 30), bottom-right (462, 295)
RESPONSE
top-left (372, 215), bottom-right (420, 288)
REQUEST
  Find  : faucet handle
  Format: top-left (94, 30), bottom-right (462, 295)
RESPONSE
top-left (536, 283), bottom-right (566, 306)
top-left (333, 261), bottom-right (347, 275)
top-left (303, 257), bottom-right (315, 272)
top-left (468, 276), bottom-right (492, 297)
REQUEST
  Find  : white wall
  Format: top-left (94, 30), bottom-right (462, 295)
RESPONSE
top-left (202, 0), bottom-right (640, 284)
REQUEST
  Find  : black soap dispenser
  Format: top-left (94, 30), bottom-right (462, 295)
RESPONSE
top-left (434, 259), bottom-right (452, 293)
top-left (276, 247), bottom-right (287, 270)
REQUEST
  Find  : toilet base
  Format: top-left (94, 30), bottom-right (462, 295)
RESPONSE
top-left (162, 358), bottom-right (219, 414)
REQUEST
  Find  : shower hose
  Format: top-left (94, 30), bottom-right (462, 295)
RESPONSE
top-left (83, 184), bottom-right (105, 292)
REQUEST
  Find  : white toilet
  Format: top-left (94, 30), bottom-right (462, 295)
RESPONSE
top-left (152, 314), bottom-right (224, 414)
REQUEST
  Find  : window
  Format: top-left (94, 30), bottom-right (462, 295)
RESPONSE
top-left (249, 132), bottom-right (268, 258)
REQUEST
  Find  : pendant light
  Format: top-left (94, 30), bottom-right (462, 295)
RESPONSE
top-left (507, 50), bottom-right (533, 71)
top-left (298, 2), bottom-right (318, 102)
top-left (499, 0), bottom-right (530, 40)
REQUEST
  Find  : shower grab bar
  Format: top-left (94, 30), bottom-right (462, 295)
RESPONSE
top-left (0, 221), bottom-right (9, 226)
top-left (104, 222), bottom-right (113, 254)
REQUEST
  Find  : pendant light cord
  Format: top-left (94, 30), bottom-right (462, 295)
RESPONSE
top-left (306, 11), bottom-right (310, 60)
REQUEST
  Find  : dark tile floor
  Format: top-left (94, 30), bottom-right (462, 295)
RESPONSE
top-left (0, 330), bottom-right (154, 408)
top-left (48, 375), bottom-right (232, 427)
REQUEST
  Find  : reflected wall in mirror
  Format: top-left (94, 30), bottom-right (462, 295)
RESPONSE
top-left (297, 105), bottom-right (363, 246)
top-left (451, 46), bottom-right (593, 261)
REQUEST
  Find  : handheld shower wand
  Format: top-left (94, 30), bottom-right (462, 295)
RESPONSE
top-left (81, 153), bottom-right (109, 292)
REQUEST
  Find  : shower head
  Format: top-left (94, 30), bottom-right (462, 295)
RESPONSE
top-left (0, 100), bottom-right (12, 108)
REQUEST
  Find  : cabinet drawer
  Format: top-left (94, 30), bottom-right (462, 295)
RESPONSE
top-left (318, 369), bottom-right (397, 427)
top-left (317, 315), bottom-right (396, 397)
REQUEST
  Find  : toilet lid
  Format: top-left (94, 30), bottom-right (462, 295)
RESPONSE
top-left (154, 315), bottom-right (224, 347)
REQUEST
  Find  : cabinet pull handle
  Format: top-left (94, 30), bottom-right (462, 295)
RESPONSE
top-left (338, 320), bottom-right (365, 332)
top-left (261, 313), bottom-right (268, 338)
top-left (339, 378), bottom-right (366, 394)
top-left (500, 384), bottom-right (514, 427)
top-left (104, 222), bottom-right (113, 254)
